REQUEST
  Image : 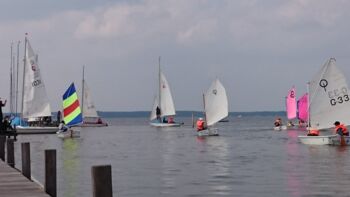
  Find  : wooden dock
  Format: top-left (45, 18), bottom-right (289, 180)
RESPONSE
top-left (0, 161), bottom-right (50, 197)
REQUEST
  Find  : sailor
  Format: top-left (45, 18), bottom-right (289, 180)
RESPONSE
top-left (274, 117), bottom-right (282, 127)
top-left (168, 116), bottom-right (174, 123)
top-left (58, 121), bottom-right (69, 133)
top-left (334, 121), bottom-right (349, 136)
top-left (287, 121), bottom-right (294, 127)
top-left (196, 117), bottom-right (206, 131)
top-left (156, 106), bottom-right (161, 122)
top-left (307, 128), bottom-right (320, 136)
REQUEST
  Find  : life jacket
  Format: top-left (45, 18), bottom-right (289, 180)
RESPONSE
top-left (309, 129), bottom-right (319, 136)
top-left (335, 124), bottom-right (348, 134)
top-left (196, 120), bottom-right (205, 131)
top-left (168, 117), bottom-right (174, 123)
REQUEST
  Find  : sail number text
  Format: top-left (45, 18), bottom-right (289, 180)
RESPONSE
top-left (328, 87), bottom-right (350, 106)
top-left (32, 79), bottom-right (41, 87)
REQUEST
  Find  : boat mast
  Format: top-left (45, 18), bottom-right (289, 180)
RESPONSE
top-left (158, 56), bottom-right (161, 118)
top-left (202, 93), bottom-right (207, 126)
top-left (16, 41), bottom-right (20, 115)
top-left (20, 34), bottom-right (27, 119)
top-left (81, 65), bottom-right (85, 118)
top-left (307, 82), bottom-right (310, 129)
top-left (10, 42), bottom-right (13, 115)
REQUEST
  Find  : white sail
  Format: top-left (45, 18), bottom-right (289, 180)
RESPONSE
top-left (22, 39), bottom-right (51, 119)
top-left (159, 72), bottom-right (176, 117)
top-left (82, 80), bottom-right (99, 118)
top-left (309, 58), bottom-right (350, 129)
top-left (204, 79), bottom-right (228, 126)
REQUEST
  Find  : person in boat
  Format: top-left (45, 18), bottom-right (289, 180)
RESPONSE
top-left (196, 117), bottom-right (207, 131)
top-left (274, 117), bottom-right (282, 127)
top-left (334, 121), bottom-right (349, 136)
top-left (307, 127), bottom-right (320, 136)
top-left (97, 117), bottom-right (102, 124)
top-left (298, 119), bottom-right (305, 127)
top-left (56, 110), bottom-right (61, 126)
top-left (156, 106), bottom-right (161, 122)
top-left (168, 116), bottom-right (174, 123)
top-left (162, 117), bottom-right (168, 123)
top-left (287, 121), bottom-right (294, 127)
top-left (58, 121), bottom-right (69, 133)
top-left (0, 98), bottom-right (6, 129)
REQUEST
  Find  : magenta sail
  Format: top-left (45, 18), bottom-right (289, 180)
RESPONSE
top-left (286, 87), bottom-right (297, 119)
top-left (297, 93), bottom-right (308, 122)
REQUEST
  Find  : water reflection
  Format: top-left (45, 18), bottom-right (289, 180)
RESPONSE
top-left (61, 138), bottom-right (80, 197)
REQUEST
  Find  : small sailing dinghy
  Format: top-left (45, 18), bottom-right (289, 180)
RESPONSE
top-left (79, 66), bottom-right (108, 127)
top-left (149, 57), bottom-right (182, 127)
top-left (297, 93), bottom-right (308, 127)
top-left (16, 35), bottom-right (57, 133)
top-left (197, 79), bottom-right (228, 137)
top-left (298, 58), bottom-right (350, 145)
top-left (57, 83), bottom-right (82, 138)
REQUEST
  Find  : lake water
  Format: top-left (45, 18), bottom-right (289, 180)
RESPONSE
top-left (12, 115), bottom-right (350, 197)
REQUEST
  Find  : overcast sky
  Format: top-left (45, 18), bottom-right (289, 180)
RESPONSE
top-left (1, 0), bottom-right (350, 112)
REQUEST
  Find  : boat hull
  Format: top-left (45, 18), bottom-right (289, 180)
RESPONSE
top-left (57, 130), bottom-right (80, 139)
top-left (196, 128), bottom-right (219, 137)
top-left (150, 122), bottom-right (182, 127)
top-left (329, 135), bottom-right (350, 146)
top-left (73, 123), bottom-right (108, 127)
top-left (298, 135), bottom-right (335, 145)
top-left (274, 126), bottom-right (287, 131)
top-left (16, 126), bottom-right (58, 134)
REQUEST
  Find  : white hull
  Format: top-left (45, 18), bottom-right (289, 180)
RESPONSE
top-left (298, 135), bottom-right (336, 145)
top-left (57, 130), bottom-right (80, 139)
top-left (16, 125), bottom-right (58, 134)
top-left (197, 128), bottom-right (219, 137)
top-left (150, 122), bottom-right (182, 127)
top-left (73, 123), bottom-right (108, 127)
top-left (274, 126), bottom-right (287, 131)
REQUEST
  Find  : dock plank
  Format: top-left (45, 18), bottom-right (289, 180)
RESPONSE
top-left (0, 161), bottom-right (50, 197)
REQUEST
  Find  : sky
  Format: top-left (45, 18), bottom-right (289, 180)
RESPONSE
top-left (1, 0), bottom-right (350, 112)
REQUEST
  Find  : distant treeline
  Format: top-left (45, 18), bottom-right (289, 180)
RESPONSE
top-left (4, 111), bottom-right (286, 118)
top-left (97, 111), bottom-right (286, 118)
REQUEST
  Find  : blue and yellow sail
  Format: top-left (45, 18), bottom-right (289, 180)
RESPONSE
top-left (63, 83), bottom-right (82, 126)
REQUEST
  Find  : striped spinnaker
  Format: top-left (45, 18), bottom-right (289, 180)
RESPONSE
top-left (63, 83), bottom-right (82, 126)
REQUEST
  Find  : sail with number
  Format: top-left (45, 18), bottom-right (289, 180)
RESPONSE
top-left (309, 58), bottom-right (350, 129)
top-left (22, 38), bottom-right (51, 119)
top-left (150, 64), bottom-right (176, 120)
top-left (286, 86), bottom-right (297, 120)
top-left (204, 79), bottom-right (228, 126)
top-left (297, 93), bottom-right (308, 122)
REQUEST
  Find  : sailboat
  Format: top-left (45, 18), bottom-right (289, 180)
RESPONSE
top-left (197, 79), bottom-right (228, 136)
top-left (149, 57), bottom-right (182, 127)
top-left (275, 86), bottom-right (296, 130)
top-left (57, 83), bottom-right (82, 138)
top-left (15, 35), bottom-right (57, 133)
top-left (298, 58), bottom-right (350, 145)
top-left (79, 66), bottom-right (108, 127)
top-left (297, 93), bottom-right (308, 127)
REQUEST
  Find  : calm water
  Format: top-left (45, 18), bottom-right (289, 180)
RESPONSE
top-left (12, 116), bottom-right (350, 197)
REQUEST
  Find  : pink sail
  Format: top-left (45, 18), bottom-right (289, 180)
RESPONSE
top-left (286, 87), bottom-right (297, 119)
top-left (297, 93), bottom-right (308, 122)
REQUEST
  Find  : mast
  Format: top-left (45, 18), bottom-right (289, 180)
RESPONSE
top-left (16, 41), bottom-right (20, 115)
top-left (81, 65), bottom-right (85, 118)
top-left (202, 93), bottom-right (207, 126)
top-left (21, 34), bottom-right (27, 119)
top-left (158, 56), bottom-right (161, 118)
top-left (307, 82), bottom-right (310, 129)
top-left (10, 42), bottom-right (13, 115)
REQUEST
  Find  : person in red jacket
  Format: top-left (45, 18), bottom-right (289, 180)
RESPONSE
top-left (334, 121), bottom-right (349, 136)
top-left (196, 118), bottom-right (206, 131)
top-left (307, 128), bottom-right (320, 136)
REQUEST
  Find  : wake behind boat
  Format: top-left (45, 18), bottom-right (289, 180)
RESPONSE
top-left (149, 57), bottom-right (182, 127)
